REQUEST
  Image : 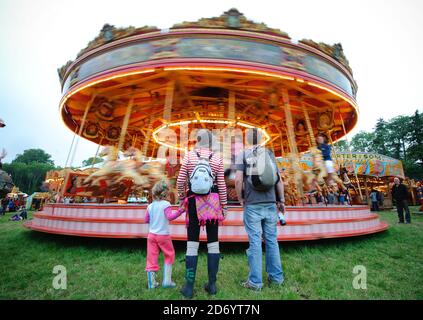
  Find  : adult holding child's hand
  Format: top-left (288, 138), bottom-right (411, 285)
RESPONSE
top-left (177, 129), bottom-right (227, 299)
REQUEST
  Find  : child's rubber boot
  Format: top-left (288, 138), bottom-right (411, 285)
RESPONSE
top-left (147, 271), bottom-right (159, 289)
top-left (162, 264), bottom-right (176, 288)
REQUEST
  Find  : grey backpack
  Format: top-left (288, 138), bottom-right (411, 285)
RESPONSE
top-left (189, 152), bottom-right (215, 195)
top-left (245, 146), bottom-right (279, 191)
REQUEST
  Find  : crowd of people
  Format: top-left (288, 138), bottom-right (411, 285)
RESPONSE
top-left (303, 188), bottom-right (352, 206)
top-left (0, 197), bottom-right (19, 214)
top-left (0, 197), bottom-right (28, 220)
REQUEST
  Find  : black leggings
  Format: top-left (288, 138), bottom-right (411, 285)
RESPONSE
top-left (187, 192), bottom-right (219, 243)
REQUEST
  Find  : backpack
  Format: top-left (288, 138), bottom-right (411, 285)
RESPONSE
top-left (189, 152), bottom-right (215, 195)
top-left (245, 146), bottom-right (278, 191)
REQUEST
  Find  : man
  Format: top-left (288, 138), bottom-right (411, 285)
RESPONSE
top-left (235, 128), bottom-right (285, 291)
top-left (370, 189), bottom-right (379, 211)
top-left (391, 177), bottom-right (411, 224)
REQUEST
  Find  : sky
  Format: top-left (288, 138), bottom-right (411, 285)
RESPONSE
top-left (0, 0), bottom-right (422, 166)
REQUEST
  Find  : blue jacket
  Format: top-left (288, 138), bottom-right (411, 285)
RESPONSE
top-left (318, 143), bottom-right (332, 161)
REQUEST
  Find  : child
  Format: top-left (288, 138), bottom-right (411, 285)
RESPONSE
top-left (316, 134), bottom-right (334, 184)
top-left (145, 180), bottom-right (184, 289)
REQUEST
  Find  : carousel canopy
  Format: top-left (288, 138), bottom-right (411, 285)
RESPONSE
top-left (59, 9), bottom-right (358, 157)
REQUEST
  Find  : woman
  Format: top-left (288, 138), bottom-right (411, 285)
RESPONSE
top-left (177, 129), bottom-right (227, 299)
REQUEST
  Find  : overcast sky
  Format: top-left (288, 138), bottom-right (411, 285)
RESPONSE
top-left (0, 0), bottom-right (422, 166)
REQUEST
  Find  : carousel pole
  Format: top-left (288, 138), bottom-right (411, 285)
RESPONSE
top-left (301, 100), bottom-right (316, 148)
top-left (70, 94), bottom-right (97, 166)
top-left (278, 128), bottom-right (285, 156)
top-left (282, 88), bottom-right (304, 203)
top-left (338, 108), bottom-right (364, 202)
top-left (327, 132), bottom-right (340, 166)
top-left (142, 116), bottom-right (154, 158)
top-left (282, 89), bottom-right (298, 154)
top-left (117, 97), bottom-right (134, 154)
top-left (132, 134), bottom-right (138, 148)
top-left (64, 126), bottom-right (79, 169)
top-left (59, 94), bottom-right (96, 201)
top-left (225, 90), bottom-right (236, 165)
top-left (163, 81), bottom-right (174, 123)
top-left (91, 136), bottom-right (104, 168)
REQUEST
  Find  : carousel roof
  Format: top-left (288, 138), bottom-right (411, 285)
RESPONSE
top-left (58, 9), bottom-right (359, 157)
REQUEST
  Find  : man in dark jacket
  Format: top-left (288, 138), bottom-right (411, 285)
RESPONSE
top-left (391, 177), bottom-right (411, 224)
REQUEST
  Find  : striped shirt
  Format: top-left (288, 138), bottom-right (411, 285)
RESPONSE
top-left (177, 148), bottom-right (227, 207)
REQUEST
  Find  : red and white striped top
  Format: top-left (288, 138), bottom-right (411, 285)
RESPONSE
top-left (177, 148), bottom-right (227, 207)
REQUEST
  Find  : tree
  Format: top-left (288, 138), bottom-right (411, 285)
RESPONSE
top-left (373, 118), bottom-right (389, 155)
top-left (13, 148), bottom-right (54, 165)
top-left (2, 148), bottom-right (56, 194)
top-left (385, 116), bottom-right (412, 161)
top-left (408, 110), bottom-right (423, 167)
top-left (332, 139), bottom-right (349, 152)
top-left (3, 162), bottom-right (54, 194)
top-left (81, 156), bottom-right (103, 167)
top-left (350, 131), bottom-right (376, 152)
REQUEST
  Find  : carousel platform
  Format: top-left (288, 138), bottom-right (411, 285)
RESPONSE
top-left (24, 204), bottom-right (388, 241)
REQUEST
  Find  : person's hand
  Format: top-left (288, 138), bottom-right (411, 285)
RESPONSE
top-left (222, 207), bottom-right (228, 218)
top-left (277, 201), bottom-right (285, 213)
top-left (179, 199), bottom-right (185, 211)
top-left (239, 199), bottom-right (244, 207)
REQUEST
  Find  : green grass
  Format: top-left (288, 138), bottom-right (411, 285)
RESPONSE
top-left (1, 207), bottom-right (422, 300)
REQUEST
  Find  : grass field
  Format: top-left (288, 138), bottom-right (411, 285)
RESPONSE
top-left (0, 207), bottom-right (422, 300)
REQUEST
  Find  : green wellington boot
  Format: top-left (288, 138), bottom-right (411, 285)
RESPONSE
top-left (180, 255), bottom-right (198, 299)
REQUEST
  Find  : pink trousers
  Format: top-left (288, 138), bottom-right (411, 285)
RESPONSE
top-left (145, 233), bottom-right (175, 272)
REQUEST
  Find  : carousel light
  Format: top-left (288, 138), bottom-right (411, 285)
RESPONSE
top-left (152, 118), bottom-right (270, 151)
top-left (163, 66), bottom-right (358, 112)
top-left (59, 68), bottom-right (156, 112)
top-left (307, 81), bottom-right (358, 111)
top-left (236, 121), bottom-right (255, 129)
top-left (163, 66), bottom-right (295, 81)
top-left (167, 120), bottom-right (192, 127)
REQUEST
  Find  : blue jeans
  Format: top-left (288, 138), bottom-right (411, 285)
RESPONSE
top-left (243, 203), bottom-right (284, 289)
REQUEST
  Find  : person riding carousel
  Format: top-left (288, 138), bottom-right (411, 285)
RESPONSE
top-left (176, 129), bottom-right (228, 299)
top-left (316, 133), bottom-right (335, 185)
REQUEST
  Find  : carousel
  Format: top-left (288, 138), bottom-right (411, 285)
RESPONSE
top-left (25, 9), bottom-right (388, 241)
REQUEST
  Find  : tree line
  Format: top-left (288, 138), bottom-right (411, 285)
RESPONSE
top-left (1, 149), bottom-right (103, 195)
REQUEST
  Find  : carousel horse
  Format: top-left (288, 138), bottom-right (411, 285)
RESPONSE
top-left (309, 146), bottom-right (327, 186)
top-left (83, 146), bottom-right (121, 186)
top-left (113, 147), bottom-right (151, 186)
top-left (340, 166), bottom-right (357, 193)
top-left (85, 146), bottom-right (167, 188)
top-left (116, 147), bottom-right (167, 188)
top-left (281, 163), bottom-right (301, 206)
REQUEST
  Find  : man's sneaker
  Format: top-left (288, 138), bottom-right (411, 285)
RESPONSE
top-left (405, 221), bottom-right (411, 224)
top-left (241, 281), bottom-right (261, 291)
